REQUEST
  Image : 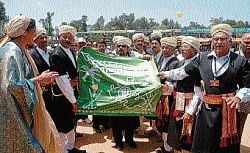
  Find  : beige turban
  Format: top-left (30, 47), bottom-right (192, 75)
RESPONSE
top-left (0, 15), bottom-right (31, 47)
top-left (182, 36), bottom-right (200, 51)
top-left (112, 36), bottom-right (123, 43)
top-left (210, 24), bottom-right (232, 36)
top-left (132, 33), bottom-right (145, 42)
top-left (73, 36), bottom-right (79, 43)
top-left (144, 36), bottom-right (150, 43)
top-left (34, 28), bottom-right (47, 40)
top-left (176, 35), bottom-right (186, 41)
top-left (151, 31), bottom-right (162, 38)
top-left (59, 25), bottom-right (77, 36)
top-left (116, 37), bottom-right (132, 47)
top-left (160, 37), bottom-right (177, 48)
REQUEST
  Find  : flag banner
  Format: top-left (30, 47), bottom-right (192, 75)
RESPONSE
top-left (77, 47), bottom-right (161, 116)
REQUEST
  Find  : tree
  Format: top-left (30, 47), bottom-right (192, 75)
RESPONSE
top-left (161, 18), bottom-right (181, 29)
top-left (105, 16), bottom-right (125, 30)
top-left (104, 13), bottom-right (136, 30)
top-left (39, 12), bottom-right (54, 36)
top-left (81, 15), bottom-right (88, 32)
top-left (91, 16), bottom-right (105, 30)
top-left (133, 17), bottom-right (149, 30)
top-left (149, 18), bottom-right (158, 30)
top-left (162, 18), bottom-right (169, 27)
top-left (209, 17), bottom-right (223, 26)
top-left (223, 19), bottom-right (237, 27)
top-left (0, 1), bottom-right (8, 33)
top-left (68, 15), bottom-right (88, 32)
top-left (60, 22), bottom-right (68, 25)
top-left (126, 13), bottom-right (135, 29)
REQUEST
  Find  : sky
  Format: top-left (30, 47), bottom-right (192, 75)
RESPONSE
top-left (2, 0), bottom-right (250, 28)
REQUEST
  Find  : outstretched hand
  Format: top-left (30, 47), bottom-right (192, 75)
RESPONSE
top-left (36, 70), bottom-right (59, 85)
top-left (158, 71), bottom-right (166, 80)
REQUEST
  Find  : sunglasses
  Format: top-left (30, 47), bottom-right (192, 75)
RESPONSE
top-left (117, 45), bottom-right (127, 48)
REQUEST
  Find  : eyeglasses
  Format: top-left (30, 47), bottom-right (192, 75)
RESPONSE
top-left (212, 37), bottom-right (228, 41)
top-left (180, 44), bottom-right (192, 49)
top-left (117, 45), bottom-right (127, 48)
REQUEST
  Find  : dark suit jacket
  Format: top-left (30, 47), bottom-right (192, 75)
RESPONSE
top-left (29, 48), bottom-right (54, 118)
top-left (50, 46), bottom-right (78, 80)
top-left (160, 55), bottom-right (179, 84)
top-left (29, 48), bottom-right (50, 74)
top-left (49, 45), bottom-right (78, 133)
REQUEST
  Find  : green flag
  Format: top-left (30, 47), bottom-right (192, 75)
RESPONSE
top-left (77, 47), bottom-right (161, 116)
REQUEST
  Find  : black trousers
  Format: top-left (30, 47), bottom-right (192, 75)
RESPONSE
top-left (92, 115), bottom-right (111, 129)
top-left (112, 127), bottom-right (134, 144)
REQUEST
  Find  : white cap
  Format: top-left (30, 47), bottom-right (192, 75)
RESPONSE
top-left (78, 37), bottom-right (86, 43)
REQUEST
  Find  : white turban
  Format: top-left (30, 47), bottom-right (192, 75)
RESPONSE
top-left (112, 36), bottom-right (123, 43)
top-left (116, 37), bottom-right (132, 47)
top-left (59, 25), bottom-right (77, 37)
top-left (176, 35), bottom-right (186, 41)
top-left (144, 36), bottom-right (150, 43)
top-left (0, 15), bottom-right (31, 47)
top-left (182, 36), bottom-right (200, 51)
top-left (132, 33), bottom-right (145, 42)
top-left (160, 37), bottom-right (177, 48)
top-left (151, 31), bottom-right (162, 38)
top-left (34, 28), bottom-right (47, 40)
top-left (78, 37), bottom-right (86, 43)
top-left (210, 24), bottom-right (233, 36)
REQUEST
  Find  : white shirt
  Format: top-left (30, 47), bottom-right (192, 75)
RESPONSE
top-left (163, 51), bottom-right (250, 103)
top-left (186, 86), bottom-right (202, 116)
top-left (235, 49), bottom-right (245, 57)
top-left (163, 55), bottom-right (197, 80)
top-left (55, 44), bottom-right (77, 104)
top-left (36, 47), bottom-right (50, 66)
top-left (208, 50), bottom-right (230, 78)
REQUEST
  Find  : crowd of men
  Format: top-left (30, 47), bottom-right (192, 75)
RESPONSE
top-left (26, 23), bottom-right (250, 153)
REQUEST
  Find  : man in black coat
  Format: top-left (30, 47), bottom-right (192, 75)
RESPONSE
top-left (50, 25), bottom-right (85, 153)
top-left (160, 24), bottom-right (250, 153)
top-left (30, 28), bottom-right (54, 117)
top-left (111, 37), bottom-right (140, 151)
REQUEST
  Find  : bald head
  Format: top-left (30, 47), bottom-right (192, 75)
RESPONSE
top-left (241, 33), bottom-right (250, 58)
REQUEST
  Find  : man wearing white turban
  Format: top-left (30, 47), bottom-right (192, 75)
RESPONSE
top-left (50, 25), bottom-right (86, 153)
top-left (160, 24), bottom-right (250, 153)
top-left (111, 37), bottom-right (140, 151)
top-left (132, 33), bottom-right (152, 55)
top-left (164, 36), bottom-right (200, 153)
top-left (0, 16), bottom-right (62, 153)
top-left (30, 28), bottom-right (55, 122)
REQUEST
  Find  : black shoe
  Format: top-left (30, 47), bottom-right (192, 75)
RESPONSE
top-left (94, 127), bottom-right (102, 133)
top-left (114, 142), bottom-right (124, 150)
top-left (159, 146), bottom-right (172, 153)
top-left (126, 141), bottom-right (137, 148)
top-left (75, 133), bottom-right (83, 137)
top-left (68, 147), bottom-right (86, 153)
